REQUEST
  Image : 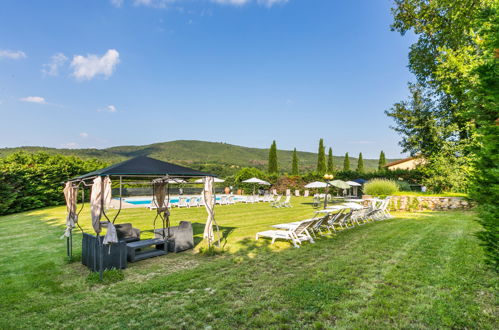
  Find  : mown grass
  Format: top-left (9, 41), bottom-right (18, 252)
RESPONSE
top-left (0, 198), bottom-right (497, 328)
top-left (392, 191), bottom-right (468, 197)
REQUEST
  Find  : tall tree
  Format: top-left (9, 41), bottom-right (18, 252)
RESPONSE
top-left (343, 152), bottom-right (350, 171)
top-left (327, 147), bottom-right (334, 173)
top-left (387, 0), bottom-right (493, 192)
top-left (316, 139), bottom-right (326, 174)
top-left (378, 151), bottom-right (387, 170)
top-left (268, 140), bottom-right (278, 174)
top-left (390, 0), bottom-right (498, 265)
top-left (291, 148), bottom-right (299, 175)
top-left (357, 152), bottom-right (364, 173)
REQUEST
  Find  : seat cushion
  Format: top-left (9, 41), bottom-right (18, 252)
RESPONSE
top-left (115, 223), bottom-right (139, 240)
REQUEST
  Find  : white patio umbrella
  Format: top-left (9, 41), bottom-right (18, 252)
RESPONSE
top-left (194, 177), bottom-right (225, 183)
top-left (242, 177), bottom-right (270, 185)
top-left (346, 181), bottom-right (361, 187)
top-left (304, 181), bottom-right (328, 189)
top-left (166, 179), bottom-right (186, 184)
top-left (242, 177), bottom-right (270, 195)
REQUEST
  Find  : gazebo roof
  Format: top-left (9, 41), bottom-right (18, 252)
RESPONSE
top-left (73, 156), bottom-right (216, 180)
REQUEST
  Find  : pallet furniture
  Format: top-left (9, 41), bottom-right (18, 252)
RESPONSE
top-left (154, 221), bottom-right (194, 253)
top-left (82, 233), bottom-right (128, 271)
top-left (126, 238), bottom-right (167, 262)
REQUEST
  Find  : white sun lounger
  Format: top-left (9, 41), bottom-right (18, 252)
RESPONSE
top-left (256, 219), bottom-right (315, 247)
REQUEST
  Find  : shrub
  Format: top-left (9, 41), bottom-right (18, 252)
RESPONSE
top-left (395, 180), bottom-right (412, 191)
top-left (0, 152), bottom-right (107, 215)
top-left (364, 179), bottom-right (399, 196)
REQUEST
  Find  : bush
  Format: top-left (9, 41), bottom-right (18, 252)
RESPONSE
top-left (395, 180), bottom-right (412, 191)
top-left (364, 179), bottom-right (399, 196)
top-left (0, 152), bottom-right (107, 215)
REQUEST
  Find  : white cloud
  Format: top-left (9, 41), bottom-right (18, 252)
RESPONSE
top-left (0, 49), bottom-right (27, 60)
top-left (211, 0), bottom-right (251, 5)
top-left (42, 53), bottom-right (68, 76)
top-left (133, 0), bottom-right (173, 8)
top-left (70, 49), bottom-right (120, 81)
top-left (20, 96), bottom-right (46, 104)
top-left (98, 104), bottom-right (118, 113)
top-left (61, 142), bottom-right (79, 149)
top-left (110, 0), bottom-right (124, 7)
top-left (79, 132), bottom-right (89, 138)
top-left (257, 0), bottom-right (288, 7)
top-left (132, 0), bottom-right (288, 8)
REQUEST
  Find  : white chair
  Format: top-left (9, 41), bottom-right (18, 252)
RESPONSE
top-left (295, 190), bottom-right (300, 197)
top-left (280, 195), bottom-right (292, 208)
top-left (271, 195), bottom-right (282, 207)
top-left (286, 189), bottom-right (291, 196)
top-left (304, 190), bottom-right (309, 197)
top-left (256, 220), bottom-right (315, 247)
top-left (188, 196), bottom-right (199, 208)
top-left (178, 197), bottom-right (188, 208)
top-left (227, 195), bottom-right (235, 205)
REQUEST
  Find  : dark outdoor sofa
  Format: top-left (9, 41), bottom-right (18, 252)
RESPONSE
top-left (115, 223), bottom-right (141, 243)
top-left (82, 223), bottom-right (141, 271)
top-left (154, 221), bottom-right (194, 253)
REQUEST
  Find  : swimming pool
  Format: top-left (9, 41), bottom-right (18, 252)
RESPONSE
top-left (121, 196), bottom-right (246, 205)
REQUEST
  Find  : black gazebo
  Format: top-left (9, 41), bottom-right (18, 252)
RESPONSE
top-left (63, 156), bottom-right (219, 278)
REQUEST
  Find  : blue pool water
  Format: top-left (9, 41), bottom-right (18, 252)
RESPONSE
top-left (123, 196), bottom-right (244, 205)
top-left (126, 200), bottom-right (152, 205)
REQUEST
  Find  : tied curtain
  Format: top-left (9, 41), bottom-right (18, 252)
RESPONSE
top-left (202, 176), bottom-right (215, 244)
top-left (62, 182), bottom-right (79, 238)
top-left (90, 176), bottom-right (117, 244)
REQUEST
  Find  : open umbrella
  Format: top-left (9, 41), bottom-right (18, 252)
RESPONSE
top-left (194, 177), bottom-right (225, 183)
top-left (242, 177), bottom-right (270, 195)
top-left (304, 181), bottom-right (328, 189)
top-left (242, 177), bottom-right (270, 185)
top-left (346, 181), bottom-right (361, 187)
top-left (329, 180), bottom-right (351, 189)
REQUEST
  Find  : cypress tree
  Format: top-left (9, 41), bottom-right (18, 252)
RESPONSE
top-left (327, 147), bottom-right (334, 173)
top-left (357, 152), bottom-right (364, 173)
top-left (343, 152), bottom-right (350, 171)
top-left (291, 148), bottom-right (299, 175)
top-left (378, 150), bottom-right (387, 170)
top-left (268, 140), bottom-right (278, 174)
top-left (317, 139), bottom-right (326, 174)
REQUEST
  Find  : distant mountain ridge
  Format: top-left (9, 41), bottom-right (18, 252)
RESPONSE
top-left (0, 140), bottom-right (397, 173)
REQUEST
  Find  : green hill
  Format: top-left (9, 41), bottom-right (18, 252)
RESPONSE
top-left (0, 140), bottom-right (396, 175)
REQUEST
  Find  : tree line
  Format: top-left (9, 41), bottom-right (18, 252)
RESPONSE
top-left (267, 139), bottom-right (387, 175)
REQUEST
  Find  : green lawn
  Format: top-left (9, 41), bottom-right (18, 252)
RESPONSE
top-left (392, 191), bottom-right (468, 197)
top-left (0, 198), bottom-right (497, 328)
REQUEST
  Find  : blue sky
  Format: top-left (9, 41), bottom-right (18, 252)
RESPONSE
top-left (0, 0), bottom-right (415, 158)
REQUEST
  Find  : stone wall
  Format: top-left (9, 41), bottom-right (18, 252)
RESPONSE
top-left (362, 195), bottom-right (473, 211)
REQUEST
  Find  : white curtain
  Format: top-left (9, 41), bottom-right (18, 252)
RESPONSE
top-left (90, 176), bottom-right (113, 236)
top-left (62, 182), bottom-right (78, 238)
top-left (202, 176), bottom-right (215, 244)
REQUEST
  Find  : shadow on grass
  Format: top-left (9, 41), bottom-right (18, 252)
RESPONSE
top-left (191, 222), bottom-right (236, 249)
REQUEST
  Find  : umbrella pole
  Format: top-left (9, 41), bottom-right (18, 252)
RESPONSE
top-left (324, 183), bottom-right (329, 209)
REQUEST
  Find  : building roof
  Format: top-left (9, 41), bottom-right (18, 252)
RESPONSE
top-left (73, 156), bottom-right (216, 180)
top-left (384, 156), bottom-right (417, 168)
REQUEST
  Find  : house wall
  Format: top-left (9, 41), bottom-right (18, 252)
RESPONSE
top-left (387, 158), bottom-right (424, 171)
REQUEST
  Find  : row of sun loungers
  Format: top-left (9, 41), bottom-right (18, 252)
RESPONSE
top-left (149, 194), bottom-right (294, 209)
top-left (256, 198), bottom-right (392, 247)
